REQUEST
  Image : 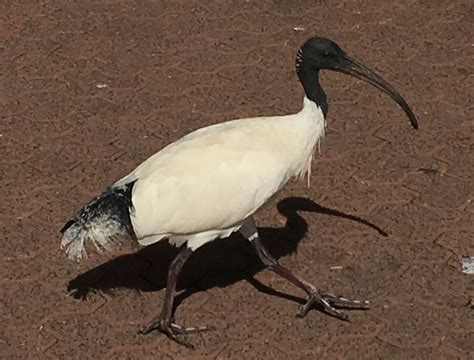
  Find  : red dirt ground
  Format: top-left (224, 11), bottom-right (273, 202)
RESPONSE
top-left (1, 0), bottom-right (473, 359)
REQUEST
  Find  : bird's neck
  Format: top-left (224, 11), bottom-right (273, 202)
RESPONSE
top-left (296, 53), bottom-right (328, 117)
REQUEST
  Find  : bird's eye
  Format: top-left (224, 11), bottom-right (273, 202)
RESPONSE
top-left (323, 51), bottom-right (330, 57)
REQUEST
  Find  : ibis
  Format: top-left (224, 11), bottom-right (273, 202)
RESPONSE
top-left (61, 36), bottom-right (418, 348)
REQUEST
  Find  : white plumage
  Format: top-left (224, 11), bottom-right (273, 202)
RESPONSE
top-left (118, 97), bottom-right (324, 250)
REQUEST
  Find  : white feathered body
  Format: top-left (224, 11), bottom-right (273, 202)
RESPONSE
top-left (61, 97), bottom-right (325, 259)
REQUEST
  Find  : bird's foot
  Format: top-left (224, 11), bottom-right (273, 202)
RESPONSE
top-left (138, 315), bottom-right (215, 349)
top-left (297, 290), bottom-right (370, 320)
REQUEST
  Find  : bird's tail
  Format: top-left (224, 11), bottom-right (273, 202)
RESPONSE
top-left (60, 181), bottom-right (136, 261)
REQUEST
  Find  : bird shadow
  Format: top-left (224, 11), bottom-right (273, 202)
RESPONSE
top-left (67, 196), bottom-right (387, 310)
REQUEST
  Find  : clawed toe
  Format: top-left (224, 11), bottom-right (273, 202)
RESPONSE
top-left (139, 317), bottom-right (215, 348)
top-left (138, 322), bottom-right (159, 335)
top-left (170, 323), bottom-right (216, 334)
top-left (297, 291), bottom-right (370, 320)
top-left (320, 291), bottom-right (370, 310)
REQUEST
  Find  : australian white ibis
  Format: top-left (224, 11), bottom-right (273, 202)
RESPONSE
top-left (61, 36), bottom-right (418, 348)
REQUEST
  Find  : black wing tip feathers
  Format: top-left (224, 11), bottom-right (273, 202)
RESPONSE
top-left (60, 219), bottom-right (75, 234)
top-left (59, 181), bottom-right (137, 238)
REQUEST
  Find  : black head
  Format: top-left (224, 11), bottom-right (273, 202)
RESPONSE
top-left (296, 37), bottom-right (346, 71)
top-left (296, 36), bottom-right (418, 129)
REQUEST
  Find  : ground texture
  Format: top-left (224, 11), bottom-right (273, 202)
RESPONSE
top-left (1, 0), bottom-right (473, 359)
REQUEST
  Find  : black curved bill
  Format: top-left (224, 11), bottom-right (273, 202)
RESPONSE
top-left (339, 56), bottom-right (418, 129)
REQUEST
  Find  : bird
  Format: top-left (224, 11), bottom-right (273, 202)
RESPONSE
top-left (60, 36), bottom-right (418, 348)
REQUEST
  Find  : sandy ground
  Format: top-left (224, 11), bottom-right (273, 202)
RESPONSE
top-left (1, 0), bottom-right (472, 358)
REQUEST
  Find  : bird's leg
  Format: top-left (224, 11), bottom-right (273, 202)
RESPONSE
top-left (250, 236), bottom-right (370, 320)
top-left (138, 245), bottom-right (215, 348)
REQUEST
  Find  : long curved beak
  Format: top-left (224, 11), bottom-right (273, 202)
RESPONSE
top-left (339, 56), bottom-right (418, 129)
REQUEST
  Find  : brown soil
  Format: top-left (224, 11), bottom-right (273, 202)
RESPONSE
top-left (1, 0), bottom-right (472, 359)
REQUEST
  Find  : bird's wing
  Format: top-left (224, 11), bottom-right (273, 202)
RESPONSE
top-left (124, 115), bottom-right (300, 238)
